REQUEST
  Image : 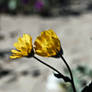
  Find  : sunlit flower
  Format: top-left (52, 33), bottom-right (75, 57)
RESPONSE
top-left (34, 29), bottom-right (63, 57)
top-left (10, 34), bottom-right (33, 59)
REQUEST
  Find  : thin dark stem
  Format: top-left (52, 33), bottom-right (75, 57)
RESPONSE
top-left (60, 54), bottom-right (76, 92)
top-left (33, 55), bottom-right (70, 82)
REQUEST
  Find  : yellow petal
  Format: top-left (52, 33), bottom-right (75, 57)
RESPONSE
top-left (10, 55), bottom-right (22, 59)
top-left (23, 34), bottom-right (31, 42)
top-left (14, 42), bottom-right (28, 52)
top-left (22, 34), bottom-right (32, 52)
top-left (13, 42), bottom-right (22, 50)
top-left (18, 37), bottom-right (23, 43)
top-left (22, 34), bottom-right (32, 46)
top-left (10, 34), bottom-right (33, 59)
top-left (34, 29), bottom-right (61, 57)
top-left (11, 50), bottom-right (22, 55)
top-left (35, 50), bottom-right (48, 56)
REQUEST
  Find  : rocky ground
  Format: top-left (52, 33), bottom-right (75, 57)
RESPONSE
top-left (0, 13), bottom-right (92, 92)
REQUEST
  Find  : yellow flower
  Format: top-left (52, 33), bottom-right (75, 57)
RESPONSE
top-left (34, 29), bottom-right (63, 57)
top-left (10, 34), bottom-right (33, 59)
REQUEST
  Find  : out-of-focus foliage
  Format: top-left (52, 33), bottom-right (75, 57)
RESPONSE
top-left (0, 0), bottom-right (52, 15)
top-left (59, 65), bottom-right (92, 92)
top-left (0, 0), bottom-right (92, 16)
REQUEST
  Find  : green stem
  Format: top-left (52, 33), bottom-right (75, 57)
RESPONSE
top-left (60, 54), bottom-right (76, 92)
top-left (33, 55), bottom-right (70, 82)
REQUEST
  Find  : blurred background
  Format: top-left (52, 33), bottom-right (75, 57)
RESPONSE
top-left (0, 0), bottom-right (92, 92)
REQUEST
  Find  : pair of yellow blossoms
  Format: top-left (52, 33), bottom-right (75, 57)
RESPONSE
top-left (10, 29), bottom-right (63, 59)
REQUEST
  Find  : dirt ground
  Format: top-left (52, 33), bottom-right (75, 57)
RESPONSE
top-left (0, 13), bottom-right (92, 92)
